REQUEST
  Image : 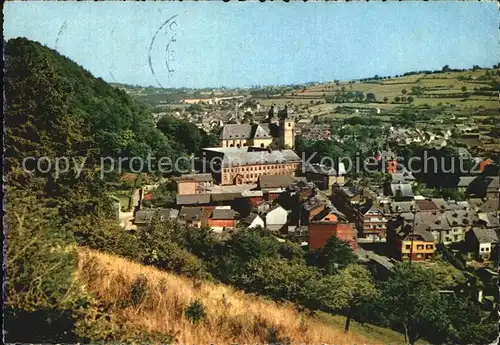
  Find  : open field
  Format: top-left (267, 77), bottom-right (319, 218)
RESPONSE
top-left (252, 69), bottom-right (499, 118)
top-left (77, 247), bottom-right (407, 344)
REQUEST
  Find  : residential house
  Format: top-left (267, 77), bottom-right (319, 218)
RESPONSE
top-left (466, 228), bottom-right (498, 259)
top-left (303, 163), bottom-right (346, 191)
top-left (388, 221), bottom-right (435, 261)
top-left (301, 195), bottom-right (329, 225)
top-left (281, 179), bottom-right (316, 211)
top-left (387, 201), bottom-right (416, 215)
top-left (208, 207), bottom-right (238, 233)
top-left (175, 173), bottom-right (214, 195)
top-left (443, 210), bottom-right (477, 244)
top-left (134, 208), bottom-right (179, 228)
top-left (308, 208), bottom-right (357, 251)
top-left (263, 205), bottom-right (288, 232)
top-left (359, 205), bottom-right (388, 241)
top-left (176, 194), bottom-right (211, 207)
top-left (257, 174), bottom-right (303, 201)
top-left (240, 213), bottom-right (265, 229)
top-left (389, 181), bottom-right (414, 201)
top-left (178, 207), bottom-right (206, 228)
top-left (332, 182), bottom-right (373, 221)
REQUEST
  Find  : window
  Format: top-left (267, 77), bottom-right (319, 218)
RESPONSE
top-left (480, 247), bottom-right (485, 252)
top-left (405, 244), bottom-right (411, 250)
top-left (416, 254), bottom-right (423, 258)
top-left (416, 245), bottom-right (424, 250)
top-left (486, 247), bottom-right (490, 252)
top-left (426, 245), bottom-right (433, 249)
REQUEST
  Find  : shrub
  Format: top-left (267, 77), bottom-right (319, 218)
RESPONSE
top-left (130, 275), bottom-right (149, 307)
top-left (185, 299), bottom-right (206, 323)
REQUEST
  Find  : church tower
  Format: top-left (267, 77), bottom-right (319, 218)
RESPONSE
top-left (279, 105), bottom-right (295, 149)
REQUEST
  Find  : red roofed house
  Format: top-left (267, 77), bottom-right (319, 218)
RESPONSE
top-left (308, 209), bottom-right (357, 252)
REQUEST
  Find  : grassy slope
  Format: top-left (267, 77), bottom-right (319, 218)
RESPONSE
top-left (78, 247), bottom-right (410, 344)
top-left (254, 69), bottom-right (498, 118)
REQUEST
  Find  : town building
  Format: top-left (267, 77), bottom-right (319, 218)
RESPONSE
top-left (257, 174), bottom-right (304, 201)
top-left (219, 105), bottom-right (296, 149)
top-left (308, 209), bottom-right (357, 251)
top-left (358, 205), bottom-right (388, 241)
top-left (466, 228), bottom-right (498, 260)
top-left (175, 173), bottom-right (213, 195)
top-left (262, 204), bottom-right (288, 232)
top-left (200, 146), bottom-right (301, 185)
top-left (240, 213), bottom-right (265, 229)
top-left (178, 207), bottom-right (206, 228)
top-left (456, 175), bottom-right (499, 198)
top-left (303, 163), bottom-right (346, 191)
top-left (388, 222), bottom-right (436, 261)
top-left (207, 207), bottom-right (238, 232)
top-left (134, 208), bottom-right (179, 228)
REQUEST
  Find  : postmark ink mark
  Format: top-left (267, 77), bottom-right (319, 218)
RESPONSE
top-left (148, 15), bottom-right (178, 89)
top-left (55, 21), bottom-right (68, 51)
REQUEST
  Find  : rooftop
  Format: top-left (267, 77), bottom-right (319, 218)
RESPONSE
top-left (415, 199), bottom-right (439, 212)
top-left (175, 173), bottom-right (213, 182)
top-left (211, 208), bottom-right (237, 220)
top-left (258, 174), bottom-right (299, 189)
top-left (134, 208), bottom-right (178, 224)
top-left (178, 207), bottom-right (205, 221)
top-left (176, 194), bottom-right (211, 206)
top-left (472, 227), bottom-right (499, 244)
top-left (221, 149), bottom-right (301, 167)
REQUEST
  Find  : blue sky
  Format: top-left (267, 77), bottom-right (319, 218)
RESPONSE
top-left (4, 1), bottom-right (499, 88)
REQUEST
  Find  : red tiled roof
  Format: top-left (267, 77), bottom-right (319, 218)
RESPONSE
top-left (415, 200), bottom-right (439, 211)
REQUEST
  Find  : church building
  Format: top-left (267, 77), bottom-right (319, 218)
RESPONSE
top-left (219, 105), bottom-right (296, 149)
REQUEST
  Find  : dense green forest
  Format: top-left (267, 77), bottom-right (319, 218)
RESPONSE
top-left (5, 37), bottom-right (216, 174)
top-left (3, 38), bottom-right (215, 343)
top-left (4, 38), bottom-right (498, 344)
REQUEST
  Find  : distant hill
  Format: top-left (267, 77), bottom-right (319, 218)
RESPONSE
top-left (252, 67), bottom-right (500, 119)
top-left (4, 38), bottom-right (215, 170)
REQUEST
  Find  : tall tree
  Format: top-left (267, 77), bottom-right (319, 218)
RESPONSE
top-left (329, 265), bottom-right (379, 333)
top-left (379, 264), bottom-right (449, 345)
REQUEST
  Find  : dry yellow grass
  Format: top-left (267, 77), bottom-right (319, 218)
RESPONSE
top-left (77, 247), bottom-right (378, 344)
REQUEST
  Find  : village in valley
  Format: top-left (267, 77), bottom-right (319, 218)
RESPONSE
top-left (5, 2), bottom-right (500, 343)
top-left (115, 66), bottom-right (499, 312)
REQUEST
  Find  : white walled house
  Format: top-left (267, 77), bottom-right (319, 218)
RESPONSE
top-left (264, 205), bottom-right (288, 232)
top-left (241, 213), bottom-right (265, 229)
